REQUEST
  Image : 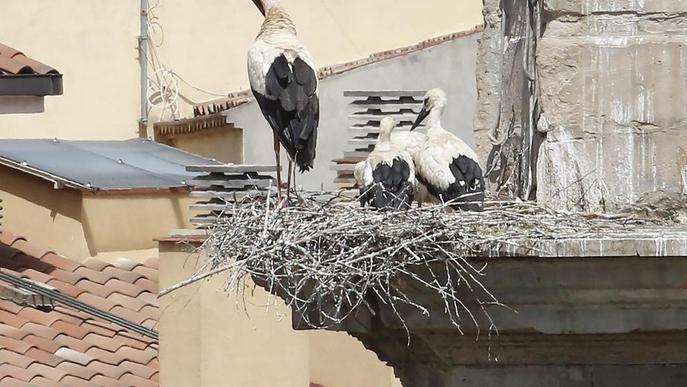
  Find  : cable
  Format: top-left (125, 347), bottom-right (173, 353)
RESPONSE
top-left (142, 0), bottom-right (229, 123)
top-left (0, 270), bottom-right (158, 340)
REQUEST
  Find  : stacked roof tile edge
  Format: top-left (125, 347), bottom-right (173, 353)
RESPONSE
top-left (192, 25), bottom-right (484, 118)
top-left (0, 231), bottom-right (159, 387)
top-left (0, 43), bottom-right (63, 96)
top-left (0, 44), bottom-right (59, 76)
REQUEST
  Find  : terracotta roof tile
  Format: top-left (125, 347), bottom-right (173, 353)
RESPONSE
top-left (12, 253), bottom-right (53, 272)
top-left (0, 376), bottom-right (34, 387)
top-left (51, 320), bottom-right (91, 340)
top-left (85, 347), bottom-right (126, 366)
top-left (0, 322), bottom-right (30, 341)
top-left (41, 253), bottom-right (82, 272)
top-left (56, 361), bottom-right (100, 381)
top-left (0, 235), bottom-right (159, 386)
top-left (119, 360), bottom-right (158, 379)
top-left (54, 348), bottom-right (95, 367)
top-left (0, 334), bottom-right (36, 354)
top-left (48, 269), bottom-right (87, 286)
top-left (59, 375), bottom-right (99, 387)
top-left (138, 292), bottom-right (159, 308)
top-left (26, 361), bottom-right (68, 381)
top-left (0, 348), bottom-right (36, 368)
top-left (88, 360), bottom-right (130, 379)
top-left (24, 347), bottom-right (63, 367)
top-left (105, 279), bottom-right (147, 298)
top-left (76, 292), bottom-right (117, 312)
top-left (0, 299), bottom-right (25, 314)
top-left (0, 308), bottom-right (31, 330)
top-left (82, 258), bottom-right (113, 272)
top-left (107, 293), bottom-right (147, 312)
top-left (21, 322), bottom-right (62, 340)
top-left (16, 307), bottom-right (62, 327)
top-left (81, 320), bottom-right (121, 338)
top-left (82, 332), bottom-right (126, 353)
top-left (53, 334), bottom-right (93, 355)
top-left (29, 376), bottom-right (62, 387)
top-left (24, 334), bottom-right (64, 353)
top-left (112, 257), bottom-right (143, 271)
top-left (17, 268), bottom-right (53, 284)
top-left (103, 266), bottom-right (145, 284)
top-left (0, 43), bottom-right (59, 76)
top-left (120, 372), bottom-right (159, 387)
top-left (0, 231), bottom-right (24, 246)
top-left (0, 363), bottom-right (36, 381)
top-left (90, 374), bottom-right (130, 387)
top-left (74, 267), bottom-right (113, 285)
top-left (0, 245), bottom-right (22, 263)
top-left (8, 240), bottom-right (53, 261)
top-left (132, 265), bottom-right (158, 282)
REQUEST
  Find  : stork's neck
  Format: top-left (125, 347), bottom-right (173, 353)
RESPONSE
top-left (376, 130), bottom-right (393, 151)
top-left (259, 5), bottom-right (297, 37)
top-left (425, 106), bottom-right (444, 135)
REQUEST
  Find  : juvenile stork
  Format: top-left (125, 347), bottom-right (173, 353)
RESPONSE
top-left (390, 130), bottom-right (431, 205)
top-left (359, 117), bottom-right (415, 210)
top-left (410, 88), bottom-right (485, 211)
top-left (248, 0), bottom-right (319, 203)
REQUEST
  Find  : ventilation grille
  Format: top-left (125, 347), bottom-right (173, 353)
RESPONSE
top-left (332, 90), bottom-right (426, 190)
top-left (186, 164), bottom-right (277, 227)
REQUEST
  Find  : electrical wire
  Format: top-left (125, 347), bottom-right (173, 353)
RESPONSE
top-left (0, 271), bottom-right (158, 340)
top-left (143, 1), bottom-right (229, 122)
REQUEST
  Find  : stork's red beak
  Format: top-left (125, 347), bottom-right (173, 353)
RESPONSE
top-left (251, 0), bottom-right (266, 15)
top-left (411, 104), bottom-right (430, 131)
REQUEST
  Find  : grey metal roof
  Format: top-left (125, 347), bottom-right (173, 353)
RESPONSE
top-left (0, 138), bottom-right (221, 190)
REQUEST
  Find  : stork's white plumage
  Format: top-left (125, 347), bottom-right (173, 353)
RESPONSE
top-left (248, 0), bottom-right (319, 204)
top-left (359, 117), bottom-right (416, 210)
top-left (410, 88), bottom-right (485, 211)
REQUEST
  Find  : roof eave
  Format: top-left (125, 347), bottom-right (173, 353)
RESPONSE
top-left (0, 74), bottom-right (63, 96)
top-left (0, 156), bottom-right (90, 190)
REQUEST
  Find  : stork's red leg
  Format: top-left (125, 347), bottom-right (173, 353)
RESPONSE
top-left (273, 134), bottom-right (284, 207)
top-left (286, 160), bottom-right (293, 202)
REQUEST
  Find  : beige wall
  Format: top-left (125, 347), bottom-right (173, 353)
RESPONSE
top-left (81, 191), bottom-right (194, 254)
top-left (0, 165), bottom-right (195, 261)
top-left (0, 0), bottom-right (482, 140)
top-left (159, 243), bottom-right (401, 387)
top-left (160, 126), bottom-right (243, 163)
top-left (0, 166), bottom-right (90, 258)
top-left (0, 0), bottom-right (140, 140)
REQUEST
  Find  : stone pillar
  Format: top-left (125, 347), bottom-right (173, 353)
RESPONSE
top-left (536, 0), bottom-right (687, 211)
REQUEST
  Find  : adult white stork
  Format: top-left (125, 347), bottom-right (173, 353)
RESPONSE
top-left (248, 0), bottom-right (319, 204)
top-left (410, 88), bottom-right (485, 211)
top-left (359, 117), bottom-right (415, 210)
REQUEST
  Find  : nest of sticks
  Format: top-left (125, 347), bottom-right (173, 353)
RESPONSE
top-left (174, 191), bottom-right (671, 336)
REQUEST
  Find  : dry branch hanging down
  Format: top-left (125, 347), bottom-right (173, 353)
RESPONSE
top-left (172, 192), bottom-right (670, 336)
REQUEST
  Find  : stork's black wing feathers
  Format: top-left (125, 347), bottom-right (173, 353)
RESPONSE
top-left (361, 158), bottom-right (414, 211)
top-left (417, 155), bottom-right (485, 211)
top-left (253, 54), bottom-right (319, 172)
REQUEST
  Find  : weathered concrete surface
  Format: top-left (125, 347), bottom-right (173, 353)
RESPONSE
top-left (475, 0), bottom-right (544, 199)
top-left (536, 1), bottom-right (687, 210)
top-left (337, 256), bottom-right (687, 387)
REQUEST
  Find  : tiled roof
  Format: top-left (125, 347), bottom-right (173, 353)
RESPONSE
top-left (192, 25), bottom-right (483, 118)
top-left (0, 43), bottom-right (59, 76)
top-left (0, 231), bottom-right (159, 386)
